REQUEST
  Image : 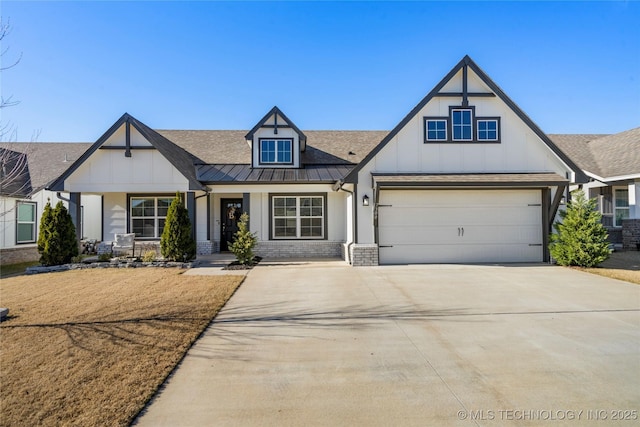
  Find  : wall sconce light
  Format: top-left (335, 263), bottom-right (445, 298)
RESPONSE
top-left (362, 195), bottom-right (370, 206)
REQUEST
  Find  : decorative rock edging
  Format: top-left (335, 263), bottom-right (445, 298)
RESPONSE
top-left (25, 260), bottom-right (200, 275)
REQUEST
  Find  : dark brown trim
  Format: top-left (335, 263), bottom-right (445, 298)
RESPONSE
top-left (125, 120), bottom-right (131, 158)
top-left (99, 146), bottom-right (156, 150)
top-left (435, 92), bottom-right (495, 97)
top-left (245, 106), bottom-right (307, 150)
top-left (257, 138), bottom-right (295, 166)
top-left (462, 64), bottom-right (469, 107)
top-left (549, 184), bottom-right (567, 229)
top-left (475, 116), bottom-right (501, 143)
top-left (542, 188), bottom-right (551, 262)
top-left (343, 55), bottom-right (587, 184)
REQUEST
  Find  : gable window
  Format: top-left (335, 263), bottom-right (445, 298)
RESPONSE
top-left (130, 196), bottom-right (173, 238)
top-left (451, 108), bottom-right (473, 141)
top-left (477, 119), bottom-right (499, 141)
top-left (425, 119), bottom-right (447, 141)
top-left (260, 139), bottom-right (293, 164)
top-left (272, 195), bottom-right (325, 239)
top-left (16, 201), bottom-right (36, 244)
top-left (614, 188), bottom-right (629, 227)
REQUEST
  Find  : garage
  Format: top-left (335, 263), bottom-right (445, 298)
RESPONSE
top-left (377, 189), bottom-right (544, 264)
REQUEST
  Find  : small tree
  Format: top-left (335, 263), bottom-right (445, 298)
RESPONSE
top-left (229, 213), bottom-right (257, 265)
top-left (549, 190), bottom-right (611, 267)
top-left (160, 192), bottom-right (196, 261)
top-left (38, 200), bottom-right (78, 266)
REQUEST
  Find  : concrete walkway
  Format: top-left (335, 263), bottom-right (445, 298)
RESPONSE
top-left (135, 262), bottom-right (640, 426)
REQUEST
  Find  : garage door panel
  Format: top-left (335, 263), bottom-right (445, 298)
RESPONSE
top-left (378, 189), bottom-right (543, 264)
top-left (380, 243), bottom-right (542, 264)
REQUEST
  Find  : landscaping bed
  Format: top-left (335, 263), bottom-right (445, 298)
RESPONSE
top-left (0, 269), bottom-right (243, 427)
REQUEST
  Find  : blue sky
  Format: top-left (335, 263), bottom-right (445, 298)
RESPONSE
top-left (2, 1), bottom-right (639, 142)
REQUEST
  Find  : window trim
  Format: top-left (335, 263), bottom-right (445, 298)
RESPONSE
top-left (423, 105), bottom-right (501, 144)
top-left (269, 193), bottom-right (327, 240)
top-left (127, 193), bottom-right (178, 240)
top-left (476, 117), bottom-right (501, 142)
top-left (613, 187), bottom-right (630, 228)
top-left (259, 138), bottom-right (294, 165)
top-left (15, 201), bottom-right (37, 244)
top-left (449, 106), bottom-right (474, 141)
top-left (424, 117), bottom-right (448, 142)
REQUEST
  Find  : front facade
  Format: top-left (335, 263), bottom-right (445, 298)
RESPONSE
top-left (6, 56), bottom-right (629, 266)
top-left (551, 128), bottom-right (640, 250)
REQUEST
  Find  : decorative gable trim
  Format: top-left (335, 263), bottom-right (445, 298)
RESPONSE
top-left (342, 55), bottom-right (587, 184)
top-left (48, 113), bottom-right (206, 191)
top-left (245, 106), bottom-right (307, 151)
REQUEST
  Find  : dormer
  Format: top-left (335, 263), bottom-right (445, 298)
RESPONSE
top-left (245, 106), bottom-right (307, 168)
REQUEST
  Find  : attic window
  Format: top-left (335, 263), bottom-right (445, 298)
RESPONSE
top-left (259, 139), bottom-right (293, 165)
top-left (451, 108), bottom-right (472, 141)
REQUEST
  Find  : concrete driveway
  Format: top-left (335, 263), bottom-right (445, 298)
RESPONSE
top-left (135, 261), bottom-right (640, 426)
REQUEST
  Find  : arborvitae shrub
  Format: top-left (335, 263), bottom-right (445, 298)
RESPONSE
top-left (549, 190), bottom-right (611, 267)
top-left (38, 200), bottom-right (79, 266)
top-left (160, 192), bottom-right (196, 261)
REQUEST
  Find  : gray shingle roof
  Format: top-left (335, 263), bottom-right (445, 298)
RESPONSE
top-left (156, 129), bottom-right (387, 166)
top-left (550, 128), bottom-right (639, 180)
top-left (0, 142), bottom-right (92, 194)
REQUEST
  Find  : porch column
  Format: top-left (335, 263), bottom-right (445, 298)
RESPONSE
top-left (186, 191), bottom-right (196, 240)
top-left (68, 192), bottom-right (82, 249)
top-left (243, 193), bottom-right (250, 229)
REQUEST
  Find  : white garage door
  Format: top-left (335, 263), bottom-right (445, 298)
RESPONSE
top-left (378, 189), bottom-right (543, 264)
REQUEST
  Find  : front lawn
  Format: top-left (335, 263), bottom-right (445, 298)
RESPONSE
top-left (581, 251), bottom-right (640, 285)
top-left (0, 269), bottom-right (243, 427)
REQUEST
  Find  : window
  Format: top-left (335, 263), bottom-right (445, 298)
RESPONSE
top-left (272, 195), bottom-right (324, 239)
top-left (16, 201), bottom-right (36, 244)
top-left (130, 196), bottom-right (173, 238)
top-left (451, 109), bottom-right (472, 141)
top-left (614, 188), bottom-right (629, 227)
top-left (260, 139), bottom-right (293, 164)
top-left (477, 119), bottom-right (499, 141)
top-left (425, 119), bottom-right (447, 141)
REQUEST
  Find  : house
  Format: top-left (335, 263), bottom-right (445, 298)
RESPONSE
top-left (0, 143), bottom-right (100, 265)
top-left (551, 128), bottom-right (640, 250)
top-left (1, 56), bottom-right (598, 266)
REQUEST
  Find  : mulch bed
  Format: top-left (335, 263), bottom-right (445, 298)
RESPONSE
top-left (223, 256), bottom-right (262, 270)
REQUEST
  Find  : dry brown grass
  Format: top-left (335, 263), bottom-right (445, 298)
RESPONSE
top-left (580, 251), bottom-right (640, 285)
top-left (0, 269), bottom-right (243, 427)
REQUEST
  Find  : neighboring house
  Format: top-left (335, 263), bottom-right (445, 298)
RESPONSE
top-left (551, 128), bottom-right (640, 250)
top-left (0, 142), bottom-right (100, 265)
top-left (40, 55), bottom-right (588, 266)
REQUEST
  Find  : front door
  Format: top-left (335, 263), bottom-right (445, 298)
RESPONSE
top-left (221, 199), bottom-right (243, 251)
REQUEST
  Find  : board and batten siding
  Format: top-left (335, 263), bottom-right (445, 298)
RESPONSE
top-left (63, 124), bottom-right (190, 193)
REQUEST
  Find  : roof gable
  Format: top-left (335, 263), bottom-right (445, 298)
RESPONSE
top-left (48, 113), bottom-right (205, 191)
top-left (245, 106), bottom-right (307, 151)
top-left (343, 55), bottom-right (587, 183)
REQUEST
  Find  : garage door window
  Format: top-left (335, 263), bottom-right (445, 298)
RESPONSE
top-left (272, 195), bottom-right (324, 239)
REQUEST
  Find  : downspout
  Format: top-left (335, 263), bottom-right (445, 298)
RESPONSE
top-left (56, 192), bottom-right (70, 202)
top-left (335, 180), bottom-right (356, 264)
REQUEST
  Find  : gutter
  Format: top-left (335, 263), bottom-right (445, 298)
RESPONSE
top-left (334, 180), bottom-right (357, 265)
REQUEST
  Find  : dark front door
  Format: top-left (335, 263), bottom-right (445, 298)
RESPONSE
top-left (221, 199), bottom-right (243, 251)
